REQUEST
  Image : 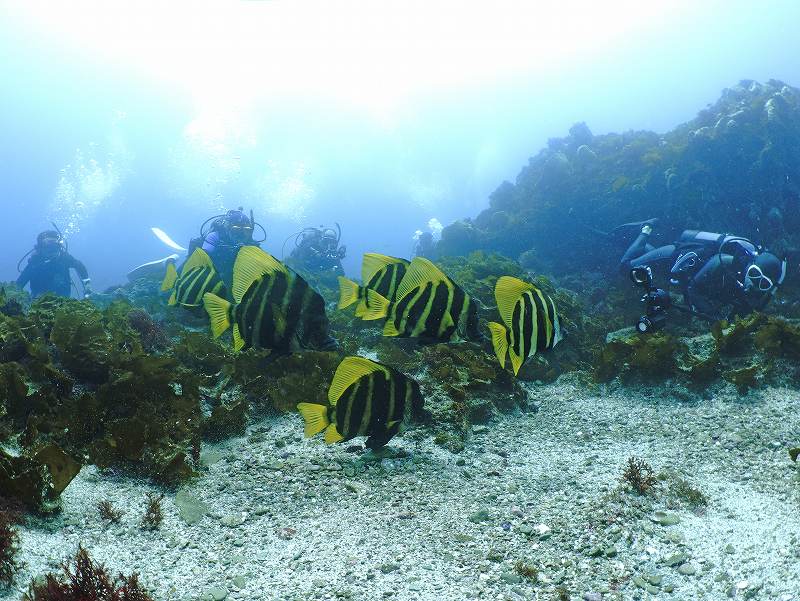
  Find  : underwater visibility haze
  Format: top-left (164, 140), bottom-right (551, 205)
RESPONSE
top-left (2, 1), bottom-right (800, 600)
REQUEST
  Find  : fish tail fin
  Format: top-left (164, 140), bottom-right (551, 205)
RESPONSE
top-left (487, 322), bottom-right (508, 369)
top-left (297, 403), bottom-right (330, 437)
top-left (160, 262), bottom-right (178, 292)
top-left (324, 423), bottom-right (344, 444)
top-left (362, 289), bottom-right (391, 321)
top-left (203, 293), bottom-right (232, 338)
top-left (337, 277), bottom-right (362, 310)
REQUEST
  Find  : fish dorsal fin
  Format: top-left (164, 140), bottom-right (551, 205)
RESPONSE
top-left (232, 246), bottom-right (286, 303)
top-left (362, 253), bottom-right (407, 284)
top-left (395, 257), bottom-right (449, 303)
top-left (495, 276), bottom-right (534, 328)
top-left (180, 248), bottom-right (214, 276)
top-left (328, 356), bottom-right (385, 406)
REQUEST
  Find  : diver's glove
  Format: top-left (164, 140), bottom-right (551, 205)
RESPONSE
top-left (82, 278), bottom-right (93, 299)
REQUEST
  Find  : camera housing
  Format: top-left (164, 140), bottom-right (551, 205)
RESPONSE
top-left (630, 266), bottom-right (670, 333)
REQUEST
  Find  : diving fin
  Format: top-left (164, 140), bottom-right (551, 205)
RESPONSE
top-left (151, 227), bottom-right (188, 252)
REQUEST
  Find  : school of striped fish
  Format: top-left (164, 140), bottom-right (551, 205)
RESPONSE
top-left (163, 247), bottom-right (561, 448)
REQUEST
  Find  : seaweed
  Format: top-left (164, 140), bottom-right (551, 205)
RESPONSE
top-left (621, 456), bottom-right (657, 495)
top-left (514, 561), bottom-right (538, 581)
top-left (22, 546), bottom-right (153, 601)
top-left (0, 510), bottom-right (20, 586)
top-left (594, 332), bottom-right (682, 383)
top-left (723, 365), bottom-right (760, 394)
top-left (97, 500), bottom-right (124, 524)
top-left (126, 309), bottom-right (168, 353)
top-left (140, 494), bottom-right (163, 530)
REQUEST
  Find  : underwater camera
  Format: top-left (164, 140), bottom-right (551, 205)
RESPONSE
top-left (630, 266), bottom-right (671, 333)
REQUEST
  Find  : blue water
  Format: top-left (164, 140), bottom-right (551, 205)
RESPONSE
top-left (1, 1), bottom-right (799, 291)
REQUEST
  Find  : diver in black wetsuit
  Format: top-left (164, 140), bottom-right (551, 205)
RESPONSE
top-left (16, 230), bottom-right (92, 299)
top-left (186, 208), bottom-right (264, 289)
top-left (619, 219), bottom-right (787, 322)
top-left (287, 224), bottom-right (346, 276)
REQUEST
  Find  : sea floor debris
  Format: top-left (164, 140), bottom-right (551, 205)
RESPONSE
top-left (2, 378), bottom-right (798, 601)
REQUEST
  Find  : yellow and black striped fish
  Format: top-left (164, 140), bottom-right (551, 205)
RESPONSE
top-left (367, 257), bottom-right (480, 342)
top-left (203, 246), bottom-right (334, 353)
top-left (160, 249), bottom-right (226, 308)
top-left (337, 253), bottom-right (409, 320)
top-left (487, 276), bottom-right (562, 376)
top-left (297, 356), bottom-right (423, 449)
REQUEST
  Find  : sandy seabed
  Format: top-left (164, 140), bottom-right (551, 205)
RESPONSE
top-left (4, 376), bottom-right (799, 601)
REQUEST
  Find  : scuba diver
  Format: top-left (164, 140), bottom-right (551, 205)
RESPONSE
top-left (286, 224), bottom-right (346, 276)
top-left (186, 207), bottom-right (266, 288)
top-left (619, 219), bottom-right (787, 331)
top-left (16, 229), bottom-right (92, 299)
top-left (412, 231), bottom-right (437, 260)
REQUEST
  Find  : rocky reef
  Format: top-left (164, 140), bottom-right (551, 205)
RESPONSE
top-left (0, 251), bottom-right (561, 510)
top-left (438, 80), bottom-right (800, 283)
top-left (594, 313), bottom-right (800, 395)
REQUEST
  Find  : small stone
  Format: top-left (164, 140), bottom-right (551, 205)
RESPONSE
top-left (604, 546), bottom-right (617, 558)
top-left (677, 563), bottom-right (697, 576)
top-left (500, 572), bottom-right (522, 584)
top-left (220, 514), bottom-right (245, 527)
top-left (207, 586), bottom-right (228, 601)
top-left (472, 425), bottom-right (489, 435)
top-left (663, 553), bottom-right (689, 567)
top-left (583, 594), bottom-right (602, 601)
top-left (651, 511), bottom-right (680, 526)
top-left (724, 544), bottom-right (735, 554)
top-left (380, 563), bottom-right (400, 574)
top-left (645, 574), bottom-right (662, 587)
top-left (518, 524), bottom-right (533, 535)
top-left (486, 549), bottom-right (504, 562)
top-left (534, 523), bottom-right (552, 538)
top-left (232, 576), bottom-right (247, 589)
top-left (469, 509), bottom-right (491, 523)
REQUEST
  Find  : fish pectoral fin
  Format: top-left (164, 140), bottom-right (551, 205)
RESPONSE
top-left (328, 356), bottom-right (383, 405)
top-left (324, 423), bottom-right (344, 444)
top-left (203, 293), bottom-right (232, 338)
top-left (160, 262), bottom-right (178, 292)
top-left (487, 322), bottom-right (509, 369)
top-left (337, 276), bottom-right (362, 310)
top-left (361, 253), bottom-right (406, 284)
top-left (168, 291), bottom-right (178, 306)
top-left (361, 290), bottom-right (391, 321)
top-left (394, 257), bottom-right (449, 303)
top-left (297, 403), bottom-right (329, 437)
top-left (495, 276), bottom-right (534, 328)
top-left (232, 246), bottom-right (286, 303)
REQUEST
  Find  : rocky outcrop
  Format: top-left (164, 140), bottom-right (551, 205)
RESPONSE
top-left (438, 80), bottom-right (800, 275)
